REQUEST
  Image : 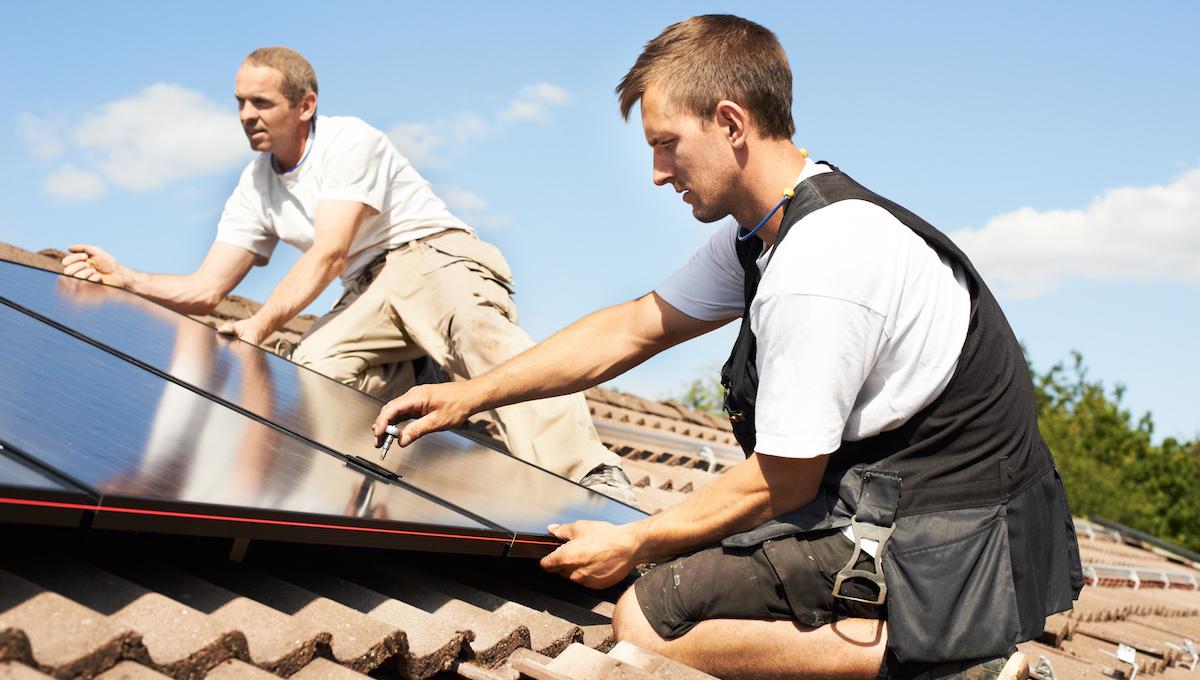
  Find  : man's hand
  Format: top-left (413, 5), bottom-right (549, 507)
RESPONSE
top-left (62, 244), bottom-right (127, 287)
top-left (540, 520), bottom-right (643, 589)
top-left (372, 382), bottom-right (484, 448)
top-left (217, 317), bottom-right (272, 346)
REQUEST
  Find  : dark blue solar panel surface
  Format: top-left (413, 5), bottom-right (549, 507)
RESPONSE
top-left (0, 260), bottom-right (646, 540)
top-left (0, 301), bottom-right (508, 553)
top-left (0, 444), bottom-right (94, 527)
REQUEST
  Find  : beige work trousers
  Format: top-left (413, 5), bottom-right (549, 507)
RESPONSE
top-left (289, 230), bottom-right (618, 481)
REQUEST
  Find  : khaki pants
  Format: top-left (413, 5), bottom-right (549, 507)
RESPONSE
top-left (290, 230), bottom-right (619, 481)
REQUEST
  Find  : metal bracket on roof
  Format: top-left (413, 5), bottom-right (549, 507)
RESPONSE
top-left (1084, 564), bottom-right (1099, 586)
top-left (1165, 640), bottom-right (1198, 671)
top-left (694, 444), bottom-right (716, 472)
top-left (1032, 656), bottom-right (1057, 680)
top-left (1102, 644), bottom-right (1138, 680)
top-left (1129, 567), bottom-right (1141, 590)
top-left (1189, 574), bottom-right (1200, 591)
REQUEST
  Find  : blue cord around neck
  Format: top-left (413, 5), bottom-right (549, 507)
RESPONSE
top-left (274, 123), bottom-right (315, 174)
top-left (736, 190), bottom-right (795, 242)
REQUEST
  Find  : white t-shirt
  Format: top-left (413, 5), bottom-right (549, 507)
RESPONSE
top-left (657, 161), bottom-right (971, 458)
top-left (658, 162), bottom-right (971, 554)
top-left (216, 115), bottom-right (473, 285)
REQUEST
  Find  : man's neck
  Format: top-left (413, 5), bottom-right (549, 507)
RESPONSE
top-left (733, 143), bottom-right (808, 247)
top-left (272, 122), bottom-right (312, 172)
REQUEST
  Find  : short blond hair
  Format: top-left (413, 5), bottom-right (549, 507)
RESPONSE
top-left (243, 46), bottom-right (318, 107)
top-left (616, 15), bottom-right (795, 140)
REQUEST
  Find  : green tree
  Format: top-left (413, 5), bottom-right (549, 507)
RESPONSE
top-left (677, 373), bottom-right (726, 415)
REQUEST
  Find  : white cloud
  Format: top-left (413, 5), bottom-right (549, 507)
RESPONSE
top-left (449, 113), bottom-right (490, 144)
top-left (17, 113), bottom-right (64, 159)
top-left (949, 168), bottom-right (1200, 299)
top-left (498, 83), bottom-right (570, 122)
top-left (387, 122), bottom-right (445, 167)
top-left (72, 83), bottom-right (249, 191)
top-left (44, 164), bottom-right (108, 201)
top-left (436, 184), bottom-right (511, 229)
top-left (438, 185), bottom-right (490, 213)
top-left (387, 83), bottom-right (569, 166)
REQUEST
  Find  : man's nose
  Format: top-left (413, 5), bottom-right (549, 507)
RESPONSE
top-left (652, 163), bottom-right (672, 187)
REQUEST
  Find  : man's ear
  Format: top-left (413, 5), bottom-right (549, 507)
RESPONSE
top-left (715, 100), bottom-right (749, 149)
top-left (299, 92), bottom-right (317, 122)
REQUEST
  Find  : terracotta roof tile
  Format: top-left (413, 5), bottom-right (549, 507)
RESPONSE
top-left (181, 561), bottom-right (403, 673)
top-left (511, 643), bottom-right (656, 680)
top-left (0, 567), bottom-right (142, 678)
top-left (326, 562), bottom-right (529, 668)
top-left (96, 559), bottom-right (331, 676)
top-left (205, 658), bottom-right (282, 679)
top-left (288, 657), bottom-right (375, 679)
top-left (266, 565), bottom-right (470, 679)
top-left (0, 662), bottom-right (56, 679)
top-left (93, 661), bottom-right (171, 679)
top-left (7, 558), bottom-right (249, 678)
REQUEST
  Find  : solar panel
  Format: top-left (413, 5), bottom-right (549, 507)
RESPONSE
top-left (0, 444), bottom-right (94, 527)
top-left (0, 260), bottom-right (646, 553)
top-left (0, 301), bottom-right (519, 555)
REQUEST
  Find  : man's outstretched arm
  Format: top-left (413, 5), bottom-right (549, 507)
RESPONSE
top-left (542, 451), bottom-right (828, 588)
top-left (219, 199), bottom-right (372, 345)
top-left (62, 241), bottom-right (257, 315)
top-left (372, 292), bottom-right (733, 446)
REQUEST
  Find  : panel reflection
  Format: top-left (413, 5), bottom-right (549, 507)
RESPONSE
top-left (0, 261), bottom-right (646, 535)
top-left (0, 303), bottom-right (495, 539)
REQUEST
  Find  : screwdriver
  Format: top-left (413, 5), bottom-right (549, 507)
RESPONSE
top-left (379, 424), bottom-right (401, 460)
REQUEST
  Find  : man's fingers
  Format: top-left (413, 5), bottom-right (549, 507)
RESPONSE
top-left (66, 244), bottom-right (94, 255)
top-left (216, 322), bottom-right (237, 335)
top-left (87, 273), bottom-right (102, 283)
top-left (547, 522), bottom-right (577, 541)
top-left (62, 261), bottom-right (92, 278)
top-left (373, 397), bottom-right (416, 436)
top-left (399, 412), bottom-right (441, 446)
top-left (540, 545), bottom-right (566, 571)
top-left (62, 252), bottom-right (88, 266)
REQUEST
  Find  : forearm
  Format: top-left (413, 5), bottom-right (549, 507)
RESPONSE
top-left (630, 454), bottom-right (821, 562)
top-left (473, 296), bottom-right (665, 410)
top-left (122, 268), bottom-right (228, 315)
top-left (250, 248), bottom-right (345, 334)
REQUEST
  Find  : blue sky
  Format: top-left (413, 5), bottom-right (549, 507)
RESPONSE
top-left (2, 2), bottom-right (1197, 442)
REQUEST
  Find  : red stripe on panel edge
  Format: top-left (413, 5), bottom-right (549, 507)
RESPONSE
top-left (0, 496), bottom-right (561, 547)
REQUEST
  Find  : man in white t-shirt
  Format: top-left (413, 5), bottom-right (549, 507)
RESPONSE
top-left (371, 15), bottom-right (1078, 680)
top-left (60, 46), bottom-right (634, 502)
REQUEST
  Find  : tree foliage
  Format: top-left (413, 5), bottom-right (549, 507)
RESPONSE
top-left (1032, 351), bottom-right (1200, 551)
top-left (677, 373), bottom-right (727, 415)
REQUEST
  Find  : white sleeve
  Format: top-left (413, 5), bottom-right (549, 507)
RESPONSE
top-left (654, 221), bottom-right (745, 321)
top-left (318, 124), bottom-right (388, 211)
top-left (215, 166), bottom-right (276, 266)
top-left (752, 293), bottom-right (887, 458)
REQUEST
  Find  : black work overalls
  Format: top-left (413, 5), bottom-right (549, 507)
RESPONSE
top-left (720, 164), bottom-right (1083, 663)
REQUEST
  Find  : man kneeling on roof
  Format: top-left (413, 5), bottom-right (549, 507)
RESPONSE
top-left (374, 15), bottom-right (1082, 680)
top-left (59, 46), bottom-right (635, 504)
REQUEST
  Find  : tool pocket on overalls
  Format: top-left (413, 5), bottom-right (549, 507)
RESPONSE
top-left (882, 504), bottom-right (1021, 663)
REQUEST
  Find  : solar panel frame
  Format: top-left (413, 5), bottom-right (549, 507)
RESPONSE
top-left (0, 442), bottom-right (96, 527)
top-left (0, 300), bottom-right (525, 556)
top-left (0, 260), bottom-right (646, 547)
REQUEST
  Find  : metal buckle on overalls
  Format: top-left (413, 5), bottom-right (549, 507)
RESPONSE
top-left (832, 518), bottom-right (895, 605)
